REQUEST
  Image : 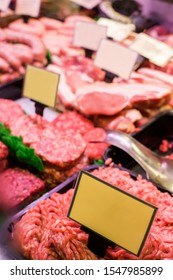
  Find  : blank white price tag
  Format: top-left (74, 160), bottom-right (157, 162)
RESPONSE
top-left (130, 33), bottom-right (173, 67)
top-left (73, 21), bottom-right (107, 51)
top-left (97, 17), bottom-right (135, 41)
top-left (15, 0), bottom-right (41, 17)
top-left (0, 0), bottom-right (11, 11)
top-left (94, 39), bottom-right (139, 79)
top-left (70, 0), bottom-right (101, 9)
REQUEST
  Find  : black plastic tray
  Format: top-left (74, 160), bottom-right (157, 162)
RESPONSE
top-left (0, 164), bottom-right (100, 260)
top-left (0, 78), bottom-right (23, 100)
top-left (104, 110), bottom-right (173, 179)
top-left (0, 162), bottom-right (155, 260)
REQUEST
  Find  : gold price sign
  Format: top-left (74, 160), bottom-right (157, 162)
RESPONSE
top-left (68, 171), bottom-right (157, 256)
top-left (23, 65), bottom-right (60, 109)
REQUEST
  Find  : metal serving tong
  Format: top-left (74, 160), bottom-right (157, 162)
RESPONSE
top-left (94, 129), bottom-right (173, 192)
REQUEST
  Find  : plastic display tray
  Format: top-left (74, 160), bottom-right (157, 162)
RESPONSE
top-left (0, 164), bottom-right (100, 260)
top-left (104, 110), bottom-right (173, 179)
top-left (0, 78), bottom-right (23, 100)
top-left (0, 162), bottom-right (158, 260)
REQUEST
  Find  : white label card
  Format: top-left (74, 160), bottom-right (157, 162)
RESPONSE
top-left (15, 0), bottom-right (41, 17)
top-left (0, 0), bottom-right (11, 11)
top-left (73, 21), bottom-right (107, 51)
top-left (70, 0), bottom-right (101, 9)
top-left (130, 33), bottom-right (173, 67)
top-left (97, 17), bottom-right (135, 42)
top-left (94, 39), bottom-right (139, 79)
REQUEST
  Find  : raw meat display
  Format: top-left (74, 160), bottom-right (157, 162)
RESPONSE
top-left (0, 141), bottom-right (8, 172)
top-left (12, 165), bottom-right (173, 260)
top-left (1, 6), bottom-right (173, 262)
top-left (0, 99), bottom-right (109, 186)
top-left (52, 111), bottom-right (109, 161)
top-left (0, 25), bottom-right (47, 85)
top-left (0, 168), bottom-right (45, 211)
top-left (30, 127), bottom-right (86, 169)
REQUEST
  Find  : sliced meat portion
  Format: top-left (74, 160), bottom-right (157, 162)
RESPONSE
top-left (95, 115), bottom-right (136, 134)
top-left (66, 71), bottom-right (91, 92)
top-left (59, 46), bottom-right (84, 57)
top-left (0, 168), bottom-right (45, 211)
top-left (30, 128), bottom-right (86, 169)
top-left (47, 64), bottom-right (76, 107)
top-left (131, 91), bottom-right (171, 109)
top-left (51, 55), bottom-right (105, 81)
top-left (74, 82), bottom-right (171, 115)
top-left (75, 91), bottom-right (129, 115)
top-left (42, 32), bottom-right (72, 55)
top-left (138, 68), bottom-right (173, 87)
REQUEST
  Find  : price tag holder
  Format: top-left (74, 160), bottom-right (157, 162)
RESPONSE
top-left (73, 21), bottom-right (107, 57)
top-left (130, 33), bottom-right (173, 67)
top-left (15, 0), bottom-right (41, 17)
top-left (97, 17), bottom-right (135, 42)
top-left (23, 65), bottom-right (60, 116)
top-left (68, 171), bottom-right (157, 257)
top-left (94, 38), bottom-right (139, 80)
top-left (0, 0), bottom-right (11, 11)
top-left (70, 0), bottom-right (101, 10)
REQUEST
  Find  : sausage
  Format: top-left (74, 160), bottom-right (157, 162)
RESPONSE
top-left (9, 19), bottom-right (46, 37)
top-left (0, 29), bottom-right (6, 41)
top-left (0, 72), bottom-right (21, 84)
top-left (5, 29), bottom-right (46, 61)
top-left (0, 57), bottom-right (10, 72)
top-left (0, 42), bottom-right (34, 65)
top-left (40, 17), bottom-right (63, 31)
top-left (65, 15), bottom-right (94, 25)
top-left (0, 47), bottom-right (21, 69)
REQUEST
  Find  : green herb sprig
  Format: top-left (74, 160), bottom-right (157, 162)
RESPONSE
top-left (0, 123), bottom-right (44, 172)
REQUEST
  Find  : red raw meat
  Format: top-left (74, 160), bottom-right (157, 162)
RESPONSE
top-left (0, 99), bottom-right (24, 127)
top-left (13, 165), bottom-right (173, 260)
top-left (30, 127), bottom-right (86, 169)
top-left (0, 168), bottom-right (45, 211)
top-left (83, 128), bottom-right (109, 161)
top-left (52, 111), bottom-right (94, 136)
